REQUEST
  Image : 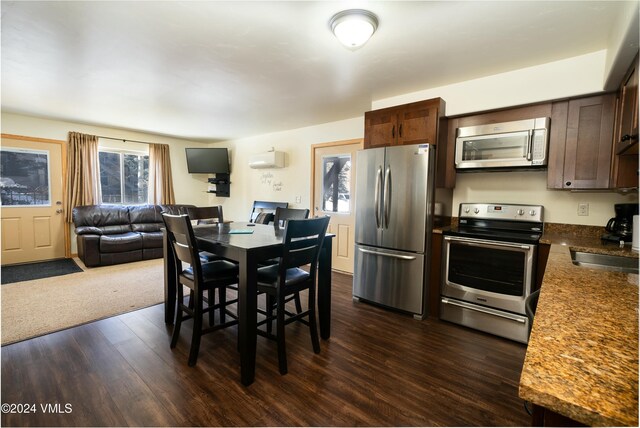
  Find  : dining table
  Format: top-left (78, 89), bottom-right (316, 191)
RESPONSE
top-left (162, 221), bottom-right (334, 386)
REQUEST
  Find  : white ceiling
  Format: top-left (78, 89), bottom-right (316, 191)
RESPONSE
top-left (0, 1), bottom-right (632, 142)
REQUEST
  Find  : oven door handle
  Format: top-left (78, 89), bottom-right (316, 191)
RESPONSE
top-left (444, 235), bottom-right (532, 250)
top-left (441, 298), bottom-right (527, 324)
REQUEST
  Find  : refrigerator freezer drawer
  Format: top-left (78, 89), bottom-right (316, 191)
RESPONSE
top-left (440, 297), bottom-right (529, 344)
top-left (353, 244), bottom-right (425, 315)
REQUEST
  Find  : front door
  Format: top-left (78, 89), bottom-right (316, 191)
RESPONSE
top-left (312, 139), bottom-right (362, 274)
top-left (1, 135), bottom-right (67, 265)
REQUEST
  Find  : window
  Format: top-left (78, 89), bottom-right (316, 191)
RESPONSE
top-left (321, 154), bottom-right (351, 213)
top-left (99, 150), bottom-right (149, 204)
top-left (0, 148), bottom-right (51, 206)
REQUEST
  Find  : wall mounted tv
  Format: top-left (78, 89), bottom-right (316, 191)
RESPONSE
top-left (185, 148), bottom-right (230, 174)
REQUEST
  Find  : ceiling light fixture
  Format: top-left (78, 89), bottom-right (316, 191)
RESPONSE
top-left (329, 9), bottom-right (379, 50)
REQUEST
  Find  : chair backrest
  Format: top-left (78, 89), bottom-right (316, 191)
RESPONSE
top-left (278, 216), bottom-right (330, 280)
top-left (273, 207), bottom-right (310, 229)
top-left (185, 205), bottom-right (224, 224)
top-left (249, 200), bottom-right (289, 223)
top-left (161, 213), bottom-right (203, 279)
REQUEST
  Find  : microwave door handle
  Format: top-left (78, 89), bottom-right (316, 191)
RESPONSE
top-left (374, 166), bottom-right (382, 229)
top-left (526, 130), bottom-right (533, 161)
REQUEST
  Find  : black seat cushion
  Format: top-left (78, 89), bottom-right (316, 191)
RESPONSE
top-left (181, 260), bottom-right (238, 282)
top-left (199, 251), bottom-right (223, 263)
top-left (99, 232), bottom-right (142, 253)
top-left (257, 264), bottom-right (310, 288)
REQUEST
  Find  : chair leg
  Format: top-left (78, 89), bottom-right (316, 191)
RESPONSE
top-left (188, 289), bottom-right (204, 367)
top-left (308, 286), bottom-right (320, 354)
top-left (188, 290), bottom-right (195, 309)
top-left (218, 287), bottom-right (227, 324)
top-left (171, 283), bottom-right (184, 349)
top-left (293, 292), bottom-right (303, 314)
top-left (276, 292), bottom-right (288, 375)
top-left (266, 294), bottom-right (275, 334)
top-left (208, 289), bottom-right (216, 327)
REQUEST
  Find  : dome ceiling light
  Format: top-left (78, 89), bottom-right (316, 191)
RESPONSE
top-left (329, 9), bottom-right (379, 50)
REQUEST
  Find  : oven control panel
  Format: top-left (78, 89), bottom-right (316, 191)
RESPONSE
top-left (459, 203), bottom-right (544, 222)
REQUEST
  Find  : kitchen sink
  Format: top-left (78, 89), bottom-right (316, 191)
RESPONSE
top-left (570, 250), bottom-right (639, 274)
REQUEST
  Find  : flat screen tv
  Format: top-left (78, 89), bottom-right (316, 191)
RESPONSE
top-left (185, 148), bottom-right (230, 174)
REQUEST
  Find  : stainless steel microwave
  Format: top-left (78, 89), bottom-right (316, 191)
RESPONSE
top-left (455, 117), bottom-right (550, 170)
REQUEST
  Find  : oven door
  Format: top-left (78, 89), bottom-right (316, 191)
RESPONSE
top-left (442, 235), bottom-right (536, 314)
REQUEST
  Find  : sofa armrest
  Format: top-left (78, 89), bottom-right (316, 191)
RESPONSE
top-left (75, 226), bottom-right (104, 235)
top-left (77, 234), bottom-right (101, 267)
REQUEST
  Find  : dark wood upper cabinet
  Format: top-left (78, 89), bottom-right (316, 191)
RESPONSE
top-left (364, 98), bottom-right (444, 148)
top-left (547, 93), bottom-right (616, 190)
top-left (615, 53), bottom-right (639, 155)
top-left (611, 53), bottom-right (639, 189)
top-left (364, 98), bottom-right (453, 188)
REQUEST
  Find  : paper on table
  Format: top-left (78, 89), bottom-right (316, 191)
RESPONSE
top-left (229, 229), bottom-right (254, 234)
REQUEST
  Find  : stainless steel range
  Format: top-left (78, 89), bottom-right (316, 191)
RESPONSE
top-left (440, 203), bottom-right (544, 344)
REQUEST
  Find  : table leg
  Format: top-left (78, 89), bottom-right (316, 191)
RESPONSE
top-left (238, 251), bottom-right (258, 386)
top-left (163, 229), bottom-right (176, 324)
top-left (318, 236), bottom-right (333, 340)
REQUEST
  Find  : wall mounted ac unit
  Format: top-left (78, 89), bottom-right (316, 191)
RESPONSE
top-left (248, 151), bottom-right (285, 169)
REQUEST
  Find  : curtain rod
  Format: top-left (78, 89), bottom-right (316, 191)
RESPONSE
top-left (95, 135), bottom-right (155, 145)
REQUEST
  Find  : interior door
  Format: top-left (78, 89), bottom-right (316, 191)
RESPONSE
top-left (312, 139), bottom-right (362, 274)
top-left (1, 135), bottom-right (66, 265)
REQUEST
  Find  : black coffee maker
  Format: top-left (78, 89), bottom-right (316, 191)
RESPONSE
top-left (602, 203), bottom-right (639, 243)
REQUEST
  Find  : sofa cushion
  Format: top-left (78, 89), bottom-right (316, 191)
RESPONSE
top-left (140, 231), bottom-right (163, 249)
top-left (73, 205), bottom-right (132, 235)
top-left (129, 205), bottom-right (163, 233)
top-left (99, 232), bottom-right (142, 253)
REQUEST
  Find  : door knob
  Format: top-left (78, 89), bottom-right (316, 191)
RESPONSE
top-left (56, 209), bottom-right (63, 214)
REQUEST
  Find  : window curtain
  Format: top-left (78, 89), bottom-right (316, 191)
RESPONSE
top-left (65, 132), bottom-right (101, 223)
top-left (148, 143), bottom-right (175, 204)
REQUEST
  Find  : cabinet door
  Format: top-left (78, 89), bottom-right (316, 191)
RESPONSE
top-left (397, 104), bottom-right (438, 146)
top-left (561, 94), bottom-right (616, 189)
top-left (364, 108), bottom-right (397, 149)
top-left (616, 54), bottom-right (638, 153)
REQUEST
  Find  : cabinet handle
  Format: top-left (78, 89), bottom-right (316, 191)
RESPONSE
top-left (622, 134), bottom-right (631, 142)
top-left (565, 181), bottom-right (572, 187)
top-left (399, 124), bottom-right (403, 138)
top-left (392, 125), bottom-right (395, 139)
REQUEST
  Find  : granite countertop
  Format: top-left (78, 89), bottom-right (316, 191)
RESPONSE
top-left (519, 226), bottom-right (639, 426)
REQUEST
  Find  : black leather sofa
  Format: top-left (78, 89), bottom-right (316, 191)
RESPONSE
top-left (72, 204), bottom-right (194, 267)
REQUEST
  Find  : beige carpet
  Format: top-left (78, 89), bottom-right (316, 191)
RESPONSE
top-left (1, 257), bottom-right (165, 346)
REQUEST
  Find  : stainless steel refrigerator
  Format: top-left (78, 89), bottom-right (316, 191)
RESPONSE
top-left (353, 143), bottom-right (436, 319)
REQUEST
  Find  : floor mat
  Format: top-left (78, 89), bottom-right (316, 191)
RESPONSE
top-left (1, 259), bottom-right (84, 284)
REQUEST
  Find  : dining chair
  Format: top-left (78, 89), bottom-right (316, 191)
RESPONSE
top-left (162, 212), bottom-right (239, 367)
top-left (255, 216), bottom-right (330, 375)
top-left (262, 207), bottom-right (311, 317)
top-left (273, 207), bottom-right (310, 229)
top-left (184, 206), bottom-right (226, 263)
top-left (249, 200), bottom-right (289, 224)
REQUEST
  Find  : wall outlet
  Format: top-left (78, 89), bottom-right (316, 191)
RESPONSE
top-left (295, 196), bottom-right (301, 204)
top-left (578, 203), bottom-right (589, 216)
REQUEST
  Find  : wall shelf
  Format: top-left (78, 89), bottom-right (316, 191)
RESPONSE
top-left (208, 173), bottom-right (230, 197)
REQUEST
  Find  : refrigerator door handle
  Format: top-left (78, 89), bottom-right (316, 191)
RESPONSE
top-left (383, 165), bottom-right (391, 228)
top-left (374, 166), bottom-right (382, 229)
top-left (358, 247), bottom-right (416, 260)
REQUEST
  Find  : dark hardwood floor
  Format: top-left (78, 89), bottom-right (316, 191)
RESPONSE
top-left (1, 271), bottom-right (530, 426)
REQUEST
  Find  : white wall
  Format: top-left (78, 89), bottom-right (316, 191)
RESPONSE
top-left (210, 117), bottom-right (363, 221)
top-left (453, 172), bottom-right (637, 225)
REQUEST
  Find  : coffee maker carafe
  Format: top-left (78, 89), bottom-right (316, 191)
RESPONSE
top-left (602, 203), bottom-right (639, 243)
